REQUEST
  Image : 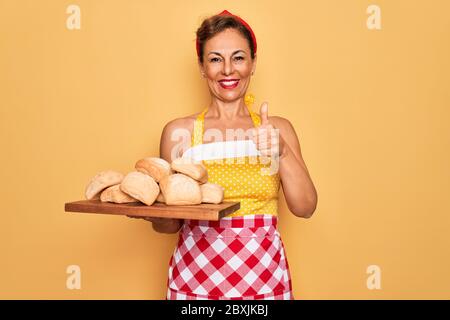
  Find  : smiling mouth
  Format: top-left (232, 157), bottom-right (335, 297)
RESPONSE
top-left (218, 79), bottom-right (240, 89)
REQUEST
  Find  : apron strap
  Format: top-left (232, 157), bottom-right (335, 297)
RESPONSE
top-left (191, 108), bottom-right (208, 147)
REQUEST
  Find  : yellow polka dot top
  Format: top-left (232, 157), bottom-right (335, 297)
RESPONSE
top-left (191, 101), bottom-right (280, 217)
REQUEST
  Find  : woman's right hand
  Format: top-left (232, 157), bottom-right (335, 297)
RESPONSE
top-left (127, 215), bottom-right (183, 234)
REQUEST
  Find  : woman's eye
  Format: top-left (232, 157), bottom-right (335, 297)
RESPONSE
top-left (234, 56), bottom-right (244, 61)
top-left (210, 57), bottom-right (221, 63)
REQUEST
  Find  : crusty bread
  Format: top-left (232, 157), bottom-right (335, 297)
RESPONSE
top-left (120, 171), bottom-right (159, 206)
top-left (159, 174), bottom-right (202, 205)
top-left (135, 157), bottom-right (172, 182)
top-left (200, 183), bottom-right (224, 204)
top-left (171, 158), bottom-right (208, 184)
top-left (100, 184), bottom-right (139, 203)
top-left (85, 170), bottom-right (124, 200)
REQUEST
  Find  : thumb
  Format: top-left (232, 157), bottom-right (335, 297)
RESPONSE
top-left (260, 102), bottom-right (269, 125)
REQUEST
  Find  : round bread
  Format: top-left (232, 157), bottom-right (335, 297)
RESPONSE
top-left (200, 183), bottom-right (224, 204)
top-left (85, 170), bottom-right (124, 200)
top-left (135, 157), bottom-right (172, 182)
top-left (171, 158), bottom-right (208, 184)
top-left (120, 171), bottom-right (159, 206)
top-left (155, 190), bottom-right (165, 203)
top-left (100, 184), bottom-right (139, 204)
top-left (159, 173), bottom-right (202, 205)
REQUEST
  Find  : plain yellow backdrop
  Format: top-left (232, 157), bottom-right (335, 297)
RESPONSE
top-left (1, 0), bottom-right (449, 299)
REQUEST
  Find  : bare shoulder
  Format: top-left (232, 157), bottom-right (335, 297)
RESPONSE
top-left (166, 117), bottom-right (191, 128)
top-left (162, 112), bottom-right (200, 133)
top-left (268, 115), bottom-right (294, 130)
top-left (252, 113), bottom-right (295, 133)
top-left (271, 116), bottom-right (299, 142)
top-left (160, 112), bottom-right (201, 161)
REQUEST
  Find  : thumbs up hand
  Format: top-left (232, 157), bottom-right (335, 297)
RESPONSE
top-left (251, 102), bottom-right (285, 159)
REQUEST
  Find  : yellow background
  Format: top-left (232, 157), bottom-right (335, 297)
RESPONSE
top-left (1, 0), bottom-right (449, 299)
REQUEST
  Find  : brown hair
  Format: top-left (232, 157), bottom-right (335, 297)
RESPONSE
top-left (196, 15), bottom-right (256, 63)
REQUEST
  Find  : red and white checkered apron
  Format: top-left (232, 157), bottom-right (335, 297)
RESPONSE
top-left (166, 214), bottom-right (293, 300)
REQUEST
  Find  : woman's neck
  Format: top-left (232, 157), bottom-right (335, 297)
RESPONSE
top-left (207, 97), bottom-right (250, 120)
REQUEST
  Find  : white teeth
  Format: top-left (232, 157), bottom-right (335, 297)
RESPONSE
top-left (221, 80), bottom-right (238, 86)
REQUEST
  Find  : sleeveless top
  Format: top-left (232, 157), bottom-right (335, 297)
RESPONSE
top-left (182, 102), bottom-right (281, 217)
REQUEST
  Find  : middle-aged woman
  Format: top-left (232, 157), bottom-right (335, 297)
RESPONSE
top-left (136, 10), bottom-right (317, 300)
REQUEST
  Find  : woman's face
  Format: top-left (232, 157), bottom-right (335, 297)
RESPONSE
top-left (200, 28), bottom-right (256, 103)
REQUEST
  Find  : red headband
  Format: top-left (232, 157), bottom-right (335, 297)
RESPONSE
top-left (196, 10), bottom-right (257, 58)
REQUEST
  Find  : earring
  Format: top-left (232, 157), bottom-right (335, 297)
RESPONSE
top-left (201, 73), bottom-right (205, 78)
top-left (251, 71), bottom-right (254, 75)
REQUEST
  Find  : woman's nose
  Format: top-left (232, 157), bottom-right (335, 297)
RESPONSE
top-left (222, 58), bottom-right (234, 75)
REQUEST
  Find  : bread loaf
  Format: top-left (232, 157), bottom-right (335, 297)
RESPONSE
top-left (135, 157), bottom-right (172, 182)
top-left (120, 171), bottom-right (159, 206)
top-left (171, 158), bottom-right (208, 184)
top-left (85, 170), bottom-right (124, 200)
top-left (200, 183), bottom-right (224, 204)
top-left (159, 173), bottom-right (202, 205)
top-left (156, 190), bottom-right (165, 203)
top-left (100, 184), bottom-right (139, 203)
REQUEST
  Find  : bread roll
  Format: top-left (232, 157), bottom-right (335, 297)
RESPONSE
top-left (159, 174), bottom-right (202, 205)
top-left (120, 171), bottom-right (159, 206)
top-left (200, 183), bottom-right (224, 204)
top-left (171, 158), bottom-right (208, 184)
top-left (156, 190), bottom-right (165, 203)
top-left (135, 157), bottom-right (172, 182)
top-left (100, 184), bottom-right (139, 204)
top-left (85, 170), bottom-right (124, 200)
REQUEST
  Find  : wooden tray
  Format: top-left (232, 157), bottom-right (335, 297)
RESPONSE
top-left (65, 200), bottom-right (240, 221)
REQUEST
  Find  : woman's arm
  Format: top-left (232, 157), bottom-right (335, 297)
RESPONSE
top-left (273, 116), bottom-right (318, 218)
